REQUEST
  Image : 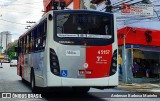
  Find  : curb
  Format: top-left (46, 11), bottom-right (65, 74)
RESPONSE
top-left (117, 83), bottom-right (160, 93)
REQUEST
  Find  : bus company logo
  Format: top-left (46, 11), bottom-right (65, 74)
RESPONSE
top-left (97, 56), bottom-right (102, 62)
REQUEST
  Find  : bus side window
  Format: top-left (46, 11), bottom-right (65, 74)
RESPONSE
top-left (22, 38), bottom-right (25, 54)
top-left (25, 35), bottom-right (28, 54)
top-left (31, 32), bottom-right (34, 52)
top-left (32, 28), bottom-right (37, 52)
top-left (37, 24), bottom-right (43, 51)
top-left (26, 35), bottom-right (29, 53)
top-left (42, 21), bottom-right (47, 51)
top-left (19, 40), bottom-right (22, 54)
top-left (28, 33), bottom-right (31, 53)
top-left (21, 39), bottom-right (22, 54)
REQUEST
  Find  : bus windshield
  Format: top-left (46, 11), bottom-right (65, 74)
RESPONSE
top-left (56, 13), bottom-right (113, 39)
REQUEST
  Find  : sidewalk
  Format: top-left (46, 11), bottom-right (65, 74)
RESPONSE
top-left (117, 81), bottom-right (160, 92)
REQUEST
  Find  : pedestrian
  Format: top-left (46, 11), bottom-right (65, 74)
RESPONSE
top-left (132, 62), bottom-right (140, 77)
top-left (145, 62), bottom-right (151, 78)
top-left (0, 60), bottom-right (2, 68)
top-left (118, 54), bottom-right (122, 75)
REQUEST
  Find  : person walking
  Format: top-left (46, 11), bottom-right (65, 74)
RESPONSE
top-left (0, 60), bottom-right (2, 68)
top-left (118, 54), bottom-right (123, 75)
top-left (132, 62), bottom-right (140, 78)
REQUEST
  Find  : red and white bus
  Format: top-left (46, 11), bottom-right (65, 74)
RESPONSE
top-left (16, 10), bottom-right (118, 93)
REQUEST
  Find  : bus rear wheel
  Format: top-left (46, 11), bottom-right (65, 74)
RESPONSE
top-left (72, 87), bottom-right (90, 93)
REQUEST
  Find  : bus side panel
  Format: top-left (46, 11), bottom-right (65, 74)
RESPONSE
top-left (17, 54), bottom-right (24, 79)
top-left (46, 43), bottom-right (62, 87)
top-left (23, 54), bottom-right (30, 82)
top-left (108, 13), bottom-right (118, 86)
top-left (33, 52), bottom-right (45, 87)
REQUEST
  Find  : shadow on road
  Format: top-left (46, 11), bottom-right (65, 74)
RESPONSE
top-left (40, 88), bottom-right (107, 101)
top-left (42, 91), bottom-right (107, 101)
top-left (19, 80), bottom-right (107, 101)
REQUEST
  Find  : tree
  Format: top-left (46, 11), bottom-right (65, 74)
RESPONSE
top-left (7, 44), bottom-right (17, 59)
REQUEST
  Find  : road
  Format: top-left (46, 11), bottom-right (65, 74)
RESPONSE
top-left (0, 63), bottom-right (160, 101)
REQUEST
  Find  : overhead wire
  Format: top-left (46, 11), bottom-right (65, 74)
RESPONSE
top-left (0, 1), bottom-right (44, 6)
top-left (0, 10), bottom-right (39, 14)
top-left (0, 19), bottom-right (29, 25)
top-left (0, 0), bottom-right (44, 35)
top-left (0, 0), bottom-right (44, 10)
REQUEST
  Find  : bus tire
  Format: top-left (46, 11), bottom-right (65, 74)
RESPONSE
top-left (72, 87), bottom-right (90, 93)
top-left (22, 78), bottom-right (25, 83)
top-left (30, 70), bottom-right (37, 93)
top-left (20, 66), bottom-right (22, 77)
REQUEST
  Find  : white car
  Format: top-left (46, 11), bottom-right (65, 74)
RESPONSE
top-left (10, 60), bottom-right (17, 67)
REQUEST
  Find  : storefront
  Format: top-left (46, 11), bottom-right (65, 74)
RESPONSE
top-left (43, 0), bottom-right (80, 13)
top-left (118, 26), bottom-right (160, 83)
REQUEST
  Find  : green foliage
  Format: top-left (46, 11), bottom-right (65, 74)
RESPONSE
top-left (8, 44), bottom-right (17, 59)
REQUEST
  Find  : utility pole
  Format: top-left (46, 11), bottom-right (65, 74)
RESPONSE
top-left (6, 33), bottom-right (9, 56)
top-left (0, 15), bottom-right (2, 55)
top-left (0, 33), bottom-right (2, 55)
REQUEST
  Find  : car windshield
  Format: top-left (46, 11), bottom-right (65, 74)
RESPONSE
top-left (11, 60), bottom-right (17, 62)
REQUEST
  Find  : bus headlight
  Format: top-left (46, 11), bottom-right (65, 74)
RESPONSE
top-left (50, 48), bottom-right (60, 76)
top-left (109, 49), bottom-right (117, 76)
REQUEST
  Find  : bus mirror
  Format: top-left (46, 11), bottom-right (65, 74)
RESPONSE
top-left (15, 47), bottom-right (20, 53)
top-left (15, 47), bottom-right (18, 52)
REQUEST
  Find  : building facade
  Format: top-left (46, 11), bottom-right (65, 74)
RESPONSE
top-left (118, 26), bottom-right (160, 83)
top-left (43, 0), bottom-right (81, 12)
top-left (0, 31), bottom-right (12, 54)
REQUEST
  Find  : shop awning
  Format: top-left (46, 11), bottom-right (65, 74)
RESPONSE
top-left (140, 46), bottom-right (160, 52)
top-left (118, 26), bottom-right (160, 47)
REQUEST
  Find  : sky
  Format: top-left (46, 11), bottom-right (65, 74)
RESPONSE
top-left (0, 0), bottom-right (44, 41)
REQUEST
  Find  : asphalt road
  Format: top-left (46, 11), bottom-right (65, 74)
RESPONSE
top-left (0, 63), bottom-right (160, 101)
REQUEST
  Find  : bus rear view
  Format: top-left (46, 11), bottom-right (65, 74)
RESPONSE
top-left (49, 10), bottom-right (118, 91)
top-left (17, 10), bottom-right (118, 93)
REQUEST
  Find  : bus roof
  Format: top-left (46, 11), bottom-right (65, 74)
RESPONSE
top-left (53, 9), bottom-right (114, 15)
top-left (18, 10), bottom-right (114, 39)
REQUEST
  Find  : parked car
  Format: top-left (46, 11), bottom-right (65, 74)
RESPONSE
top-left (10, 60), bottom-right (17, 67)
